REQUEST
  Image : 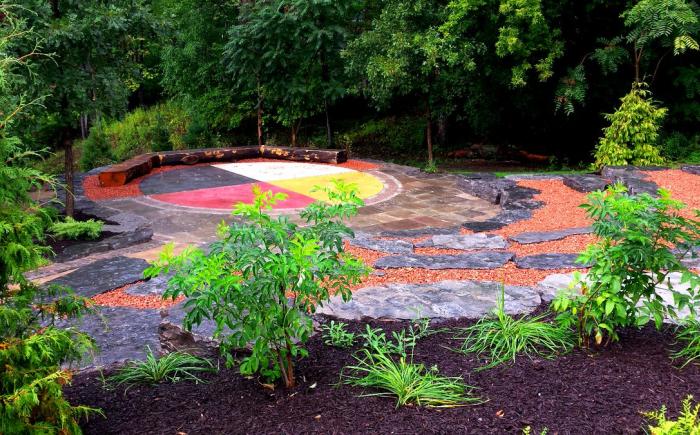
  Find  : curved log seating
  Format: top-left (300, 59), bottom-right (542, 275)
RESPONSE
top-left (98, 145), bottom-right (348, 187)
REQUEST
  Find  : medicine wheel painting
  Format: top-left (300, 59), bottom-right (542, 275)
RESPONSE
top-left (138, 161), bottom-right (389, 211)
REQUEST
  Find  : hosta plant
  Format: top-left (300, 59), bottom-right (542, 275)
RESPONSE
top-left (146, 182), bottom-right (369, 388)
top-left (553, 184), bottom-right (700, 346)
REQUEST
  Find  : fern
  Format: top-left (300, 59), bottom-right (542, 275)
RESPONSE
top-left (50, 217), bottom-right (104, 240)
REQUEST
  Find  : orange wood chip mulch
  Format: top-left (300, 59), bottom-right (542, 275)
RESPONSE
top-left (91, 283), bottom-right (184, 310)
top-left (644, 169), bottom-right (700, 219)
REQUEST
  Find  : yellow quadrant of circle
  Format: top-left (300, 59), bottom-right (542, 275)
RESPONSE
top-left (268, 172), bottom-right (384, 201)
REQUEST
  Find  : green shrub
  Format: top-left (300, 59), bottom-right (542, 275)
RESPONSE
top-left (552, 184), bottom-right (700, 346)
top-left (594, 83), bottom-right (666, 169)
top-left (322, 321), bottom-right (355, 348)
top-left (343, 343), bottom-right (479, 408)
top-left (662, 131), bottom-right (700, 163)
top-left (145, 182), bottom-right (369, 388)
top-left (49, 217), bottom-right (103, 240)
top-left (672, 319), bottom-right (700, 368)
top-left (79, 102), bottom-right (191, 170)
top-left (644, 395), bottom-right (700, 435)
top-left (337, 116), bottom-right (425, 158)
top-left (457, 289), bottom-right (574, 370)
top-left (109, 347), bottom-right (215, 388)
top-left (1, 139), bottom-right (98, 434)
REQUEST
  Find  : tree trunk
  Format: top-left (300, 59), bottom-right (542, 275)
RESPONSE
top-left (257, 97), bottom-right (264, 147)
top-left (63, 133), bottom-right (75, 218)
top-left (425, 105), bottom-right (434, 166)
top-left (324, 99), bottom-right (332, 149)
top-left (437, 117), bottom-right (447, 146)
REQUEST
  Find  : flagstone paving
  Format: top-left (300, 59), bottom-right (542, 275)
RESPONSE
top-left (30, 160), bottom-right (700, 368)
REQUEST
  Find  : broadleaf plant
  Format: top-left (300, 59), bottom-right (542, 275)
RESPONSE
top-left (552, 184), bottom-right (700, 346)
top-left (146, 181), bottom-right (369, 388)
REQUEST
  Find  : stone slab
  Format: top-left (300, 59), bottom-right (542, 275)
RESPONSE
top-left (515, 253), bottom-right (583, 270)
top-left (374, 251), bottom-right (514, 270)
top-left (681, 165), bottom-right (700, 175)
top-left (416, 233), bottom-right (509, 250)
top-left (349, 237), bottom-right (414, 254)
top-left (562, 174), bottom-right (609, 193)
top-left (509, 227), bottom-right (593, 244)
top-left (318, 280), bottom-right (541, 320)
top-left (45, 256), bottom-right (150, 298)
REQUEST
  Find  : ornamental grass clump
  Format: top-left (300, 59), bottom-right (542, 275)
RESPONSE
top-left (146, 181), bottom-right (369, 388)
top-left (672, 319), bottom-right (700, 368)
top-left (457, 289), bottom-right (575, 370)
top-left (109, 347), bottom-right (216, 388)
top-left (552, 184), bottom-right (700, 346)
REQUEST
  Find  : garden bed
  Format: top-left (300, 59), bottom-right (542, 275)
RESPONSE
top-left (66, 315), bottom-right (700, 434)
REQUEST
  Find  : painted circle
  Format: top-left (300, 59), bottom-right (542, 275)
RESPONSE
top-left (142, 161), bottom-right (387, 210)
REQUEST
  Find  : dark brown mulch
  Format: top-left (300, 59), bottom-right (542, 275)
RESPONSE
top-left (65, 318), bottom-right (700, 435)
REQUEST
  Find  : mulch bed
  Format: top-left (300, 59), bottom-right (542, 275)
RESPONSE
top-left (66, 316), bottom-right (700, 434)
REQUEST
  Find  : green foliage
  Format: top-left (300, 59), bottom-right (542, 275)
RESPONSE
top-left (109, 347), bottom-right (216, 388)
top-left (662, 132), bottom-right (700, 163)
top-left (555, 65), bottom-right (587, 116)
top-left (50, 217), bottom-right (103, 241)
top-left (322, 321), bottom-right (355, 348)
top-left (343, 336), bottom-right (479, 408)
top-left (623, 0), bottom-right (699, 56)
top-left (672, 319), bottom-right (700, 368)
top-left (337, 117), bottom-right (425, 158)
top-left (79, 102), bottom-right (190, 170)
top-left (522, 427), bottom-right (548, 435)
top-left (552, 185), bottom-right (700, 346)
top-left (594, 84), bottom-right (667, 169)
top-left (644, 395), bottom-right (700, 435)
top-left (145, 181), bottom-right (369, 388)
top-left (457, 289), bottom-right (574, 370)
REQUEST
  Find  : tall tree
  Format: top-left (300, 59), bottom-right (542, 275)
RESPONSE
top-left (29, 0), bottom-right (156, 216)
top-left (224, 1), bottom-right (355, 148)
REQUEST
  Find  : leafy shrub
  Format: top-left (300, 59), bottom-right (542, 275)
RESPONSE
top-left (79, 102), bottom-right (191, 170)
top-left (343, 342), bottom-right (479, 408)
top-left (594, 83), bottom-right (666, 169)
top-left (145, 182), bottom-right (369, 387)
top-left (644, 395), bottom-right (700, 435)
top-left (662, 131), bottom-right (700, 163)
top-left (322, 321), bottom-right (355, 348)
top-left (552, 185), bottom-right (700, 346)
top-left (457, 289), bottom-right (574, 370)
top-left (50, 217), bottom-right (103, 240)
top-left (672, 319), bottom-right (700, 368)
top-left (337, 116), bottom-right (425, 158)
top-left (109, 347), bottom-right (215, 388)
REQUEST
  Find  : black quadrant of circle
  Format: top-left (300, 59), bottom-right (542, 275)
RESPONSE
top-left (139, 166), bottom-right (258, 195)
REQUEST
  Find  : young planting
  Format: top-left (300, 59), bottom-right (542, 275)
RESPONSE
top-left (672, 319), bottom-right (700, 368)
top-left (458, 289), bottom-right (574, 370)
top-left (553, 184), bottom-right (700, 346)
top-left (322, 321), bottom-right (356, 348)
top-left (644, 395), bottom-right (700, 434)
top-left (145, 182), bottom-right (369, 388)
top-left (50, 217), bottom-right (104, 240)
top-left (109, 347), bottom-right (216, 388)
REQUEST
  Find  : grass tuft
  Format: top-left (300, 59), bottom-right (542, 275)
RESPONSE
top-left (109, 347), bottom-right (216, 388)
top-left (456, 289), bottom-right (575, 370)
top-left (672, 319), bottom-right (700, 368)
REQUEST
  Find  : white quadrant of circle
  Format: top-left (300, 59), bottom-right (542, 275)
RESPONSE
top-left (213, 161), bottom-right (353, 182)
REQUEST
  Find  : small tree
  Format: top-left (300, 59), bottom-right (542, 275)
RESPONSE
top-left (0, 6), bottom-right (97, 431)
top-left (552, 184), bottom-right (700, 346)
top-left (594, 84), bottom-right (667, 169)
top-left (146, 182), bottom-right (369, 388)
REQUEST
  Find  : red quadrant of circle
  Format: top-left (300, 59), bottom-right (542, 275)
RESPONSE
top-left (149, 182), bottom-right (316, 210)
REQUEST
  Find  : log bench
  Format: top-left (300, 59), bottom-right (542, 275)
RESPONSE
top-left (98, 145), bottom-right (348, 187)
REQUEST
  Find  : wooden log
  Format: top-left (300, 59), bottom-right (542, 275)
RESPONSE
top-left (98, 155), bottom-right (157, 187)
top-left (98, 145), bottom-right (348, 187)
top-left (260, 146), bottom-right (347, 164)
